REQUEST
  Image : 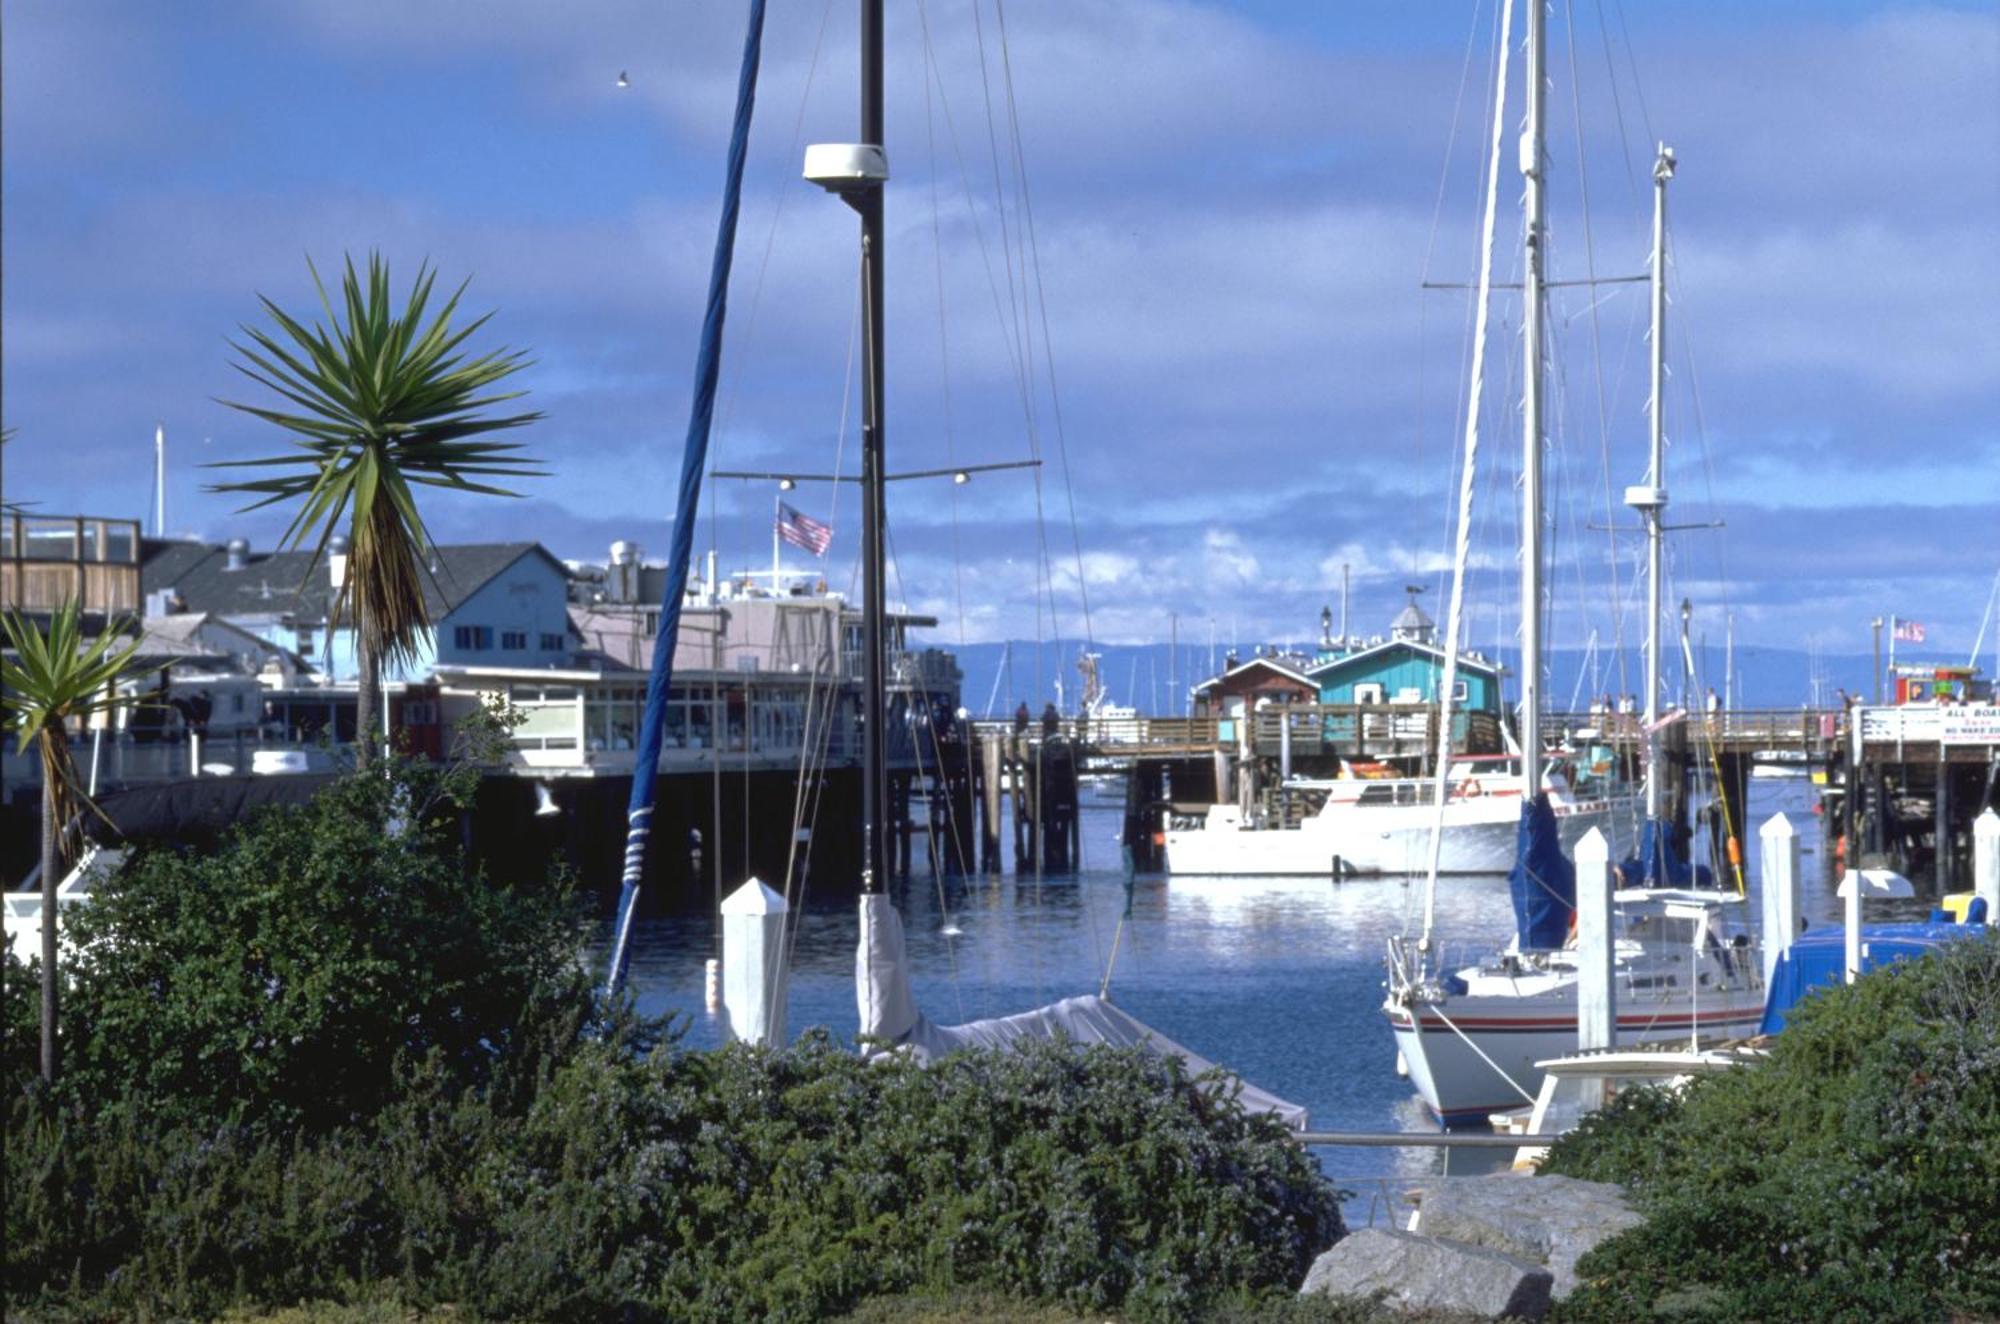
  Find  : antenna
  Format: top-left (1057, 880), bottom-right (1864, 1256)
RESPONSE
top-left (154, 424), bottom-right (167, 536)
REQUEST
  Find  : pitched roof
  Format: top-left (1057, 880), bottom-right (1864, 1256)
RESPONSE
top-left (141, 539), bottom-right (567, 625)
top-left (1190, 654), bottom-right (1318, 696)
top-left (1305, 637), bottom-right (1501, 680)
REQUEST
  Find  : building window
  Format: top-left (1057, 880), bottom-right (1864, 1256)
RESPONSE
top-left (540, 632), bottom-right (566, 652)
top-left (1451, 680), bottom-right (1470, 703)
top-left (453, 625), bottom-right (493, 651)
top-left (501, 629), bottom-right (527, 650)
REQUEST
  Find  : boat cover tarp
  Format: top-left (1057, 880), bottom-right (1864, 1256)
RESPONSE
top-left (1758, 922), bottom-right (1982, 1035)
top-left (1616, 817), bottom-right (1712, 890)
top-left (1508, 793), bottom-right (1575, 951)
top-left (857, 894), bottom-right (1308, 1130)
top-left (79, 774), bottom-right (340, 847)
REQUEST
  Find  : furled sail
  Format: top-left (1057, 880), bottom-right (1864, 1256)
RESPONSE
top-left (856, 895), bottom-right (1308, 1130)
top-left (604, 0), bottom-right (768, 994)
top-left (1507, 794), bottom-right (1575, 950)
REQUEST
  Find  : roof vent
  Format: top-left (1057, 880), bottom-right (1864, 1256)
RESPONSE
top-left (225, 537), bottom-right (250, 571)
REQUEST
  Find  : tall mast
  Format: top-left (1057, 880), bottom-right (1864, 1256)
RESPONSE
top-left (1635, 144), bottom-right (1675, 825)
top-left (1519, 0), bottom-right (1548, 796)
top-left (858, 0), bottom-right (889, 893)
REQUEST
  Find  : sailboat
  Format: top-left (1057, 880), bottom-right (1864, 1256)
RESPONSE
top-left (1380, 2), bottom-right (1762, 1125)
top-left (604, 0), bottom-right (1306, 1129)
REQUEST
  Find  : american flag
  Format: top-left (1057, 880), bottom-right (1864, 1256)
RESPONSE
top-left (776, 501), bottom-right (833, 556)
top-left (1893, 618), bottom-right (1926, 643)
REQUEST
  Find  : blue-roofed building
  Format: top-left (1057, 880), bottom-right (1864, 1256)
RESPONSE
top-left (1306, 592), bottom-right (1502, 714)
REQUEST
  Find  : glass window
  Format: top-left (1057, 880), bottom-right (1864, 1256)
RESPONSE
top-left (502, 629), bottom-right (527, 650)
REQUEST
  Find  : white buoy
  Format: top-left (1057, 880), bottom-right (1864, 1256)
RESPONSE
top-left (720, 878), bottom-right (788, 1045)
top-left (1758, 812), bottom-right (1802, 988)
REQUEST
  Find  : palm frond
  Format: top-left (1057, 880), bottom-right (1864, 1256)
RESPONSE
top-left (208, 251), bottom-right (545, 662)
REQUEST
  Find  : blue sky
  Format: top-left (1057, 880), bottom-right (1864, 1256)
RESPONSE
top-left (4, 1), bottom-right (1996, 662)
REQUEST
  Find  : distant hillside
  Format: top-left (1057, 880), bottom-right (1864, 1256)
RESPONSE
top-left (929, 637), bottom-right (1906, 717)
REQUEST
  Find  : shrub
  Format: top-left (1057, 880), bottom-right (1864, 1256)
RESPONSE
top-left (4, 761), bottom-right (1342, 1324)
top-left (18, 754), bottom-right (596, 1131)
top-left (1543, 931), bottom-right (2000, 1322)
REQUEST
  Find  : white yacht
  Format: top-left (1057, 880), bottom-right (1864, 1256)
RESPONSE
top-left (1165, 754), bottom-right (1634, 876)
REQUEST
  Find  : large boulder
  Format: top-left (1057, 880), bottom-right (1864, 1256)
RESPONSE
top-left (1412, 1172), bottom-right (1643, 1299)
top-left (1299, 1227), bottom-right (1553, 1320)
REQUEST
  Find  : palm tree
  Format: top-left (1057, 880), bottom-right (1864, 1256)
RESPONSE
top-left (210, 253), bottom-right (543, 764)
top-left (1, 600), bottom-right (154, 1082)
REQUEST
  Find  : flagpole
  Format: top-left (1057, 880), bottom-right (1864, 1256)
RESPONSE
top-left (1889, 615), bottom-right (1898, 675)
top-left (772, 490), bottom-right (782, 589)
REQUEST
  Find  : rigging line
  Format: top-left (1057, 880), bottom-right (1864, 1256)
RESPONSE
top-left (1420, 0), bottom-right (1516, 952)
top-left (963, 0), bottom-right (1063, 679)
top-left (1558, 0), bottom-right (1635, 664)
top-left (1589, 0), bottom-right (1642, 199)
top-left (1667, 244), bottom-right (1735, 631)
top-left (917, 3), bottom-right (1036, 430)
top-left (994, 0), bottom-right (1095, 647)
top-left (968, 0), bottom-right (1038, 429)
top-left (715, 0), bottom-right (838, 443)
top-left (919, 13), bottom-right (970, 650)
top-left (1610, 0), bottom-right (1658, 157)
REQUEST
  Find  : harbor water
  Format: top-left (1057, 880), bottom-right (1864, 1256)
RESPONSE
top-left (623, 775), bottom-right (1839, 1218)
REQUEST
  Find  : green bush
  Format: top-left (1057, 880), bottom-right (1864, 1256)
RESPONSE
top-left (1543, 931), bottom-right (2000, 1322)
top-left (4, 760), bottom-right (1343, 1323)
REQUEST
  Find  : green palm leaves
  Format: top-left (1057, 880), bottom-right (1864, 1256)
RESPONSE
top-left (209, 253), bottom-right (544, 672)
top-left (2, 599), bottom-right (155, 1082)
top-left (1, 599), bottom-right (152, 824)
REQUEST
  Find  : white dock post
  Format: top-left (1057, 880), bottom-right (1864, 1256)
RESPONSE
top-left (720, 877), bottom-right (789, 1046)
top-left (1837, 868), bottom-right (1915, 985)
top-left (1974, 809), bottom-right (1999, 924)
top-left (1574, 827), bottom-right (1616, 1055)
top-left (1279, 703), bottom-right (1293, 782)
top-left (1758, 812), bottom-right (1801, 988)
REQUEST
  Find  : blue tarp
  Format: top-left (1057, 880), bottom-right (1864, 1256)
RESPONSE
top-left (1508, 794), bottom-right (1575, 950)
top-left (1758, 922), bottom-right (1982, 1035)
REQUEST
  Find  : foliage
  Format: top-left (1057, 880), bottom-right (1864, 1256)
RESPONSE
top-left (209, 252), bottom-right (544, 673)
top-left (1542, 931), bottom-right (2000, 1322)
top-left (1, 599), bottom-right (157, 853)
top-left (9, 750), bottom-right (593, 1131)
top-left (4, 760), bottom-right (1344, 1324)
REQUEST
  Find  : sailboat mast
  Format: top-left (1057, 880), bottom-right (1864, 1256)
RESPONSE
top-left (1519, 0), bottom-right (1548, 796)
top-left (858, 0), bottom-right (889, 894)
top-left (1642, 145), bottom-right (1675, 824)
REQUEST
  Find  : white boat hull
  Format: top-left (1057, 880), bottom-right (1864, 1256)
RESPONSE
top-left (1385, 983), bottom-right (1766, 1126)
top-left (1165, 791), bottom-right (1636, 876)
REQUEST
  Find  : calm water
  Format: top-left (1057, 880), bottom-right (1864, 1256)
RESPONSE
top-left (623, 776), bottom-right (1839, 1213)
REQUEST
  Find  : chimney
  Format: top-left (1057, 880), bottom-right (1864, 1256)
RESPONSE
top-left (225, 537), bottom-right (250, 571)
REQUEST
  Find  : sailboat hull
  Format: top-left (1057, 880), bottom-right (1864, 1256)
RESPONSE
top-left (1385, 982), bottom-right (1765, 1126)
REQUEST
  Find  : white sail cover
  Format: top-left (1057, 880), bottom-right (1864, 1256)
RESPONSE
top-left (856, 893), bottom-right (1308, 1130)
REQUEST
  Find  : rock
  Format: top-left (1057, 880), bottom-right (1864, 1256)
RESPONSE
top-left (1411, 1173), bottom-right (1643, 1300)
top-left (1299, 1226), bottom-right (1553, 1320)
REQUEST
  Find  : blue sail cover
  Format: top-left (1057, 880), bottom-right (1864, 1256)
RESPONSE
top-left (1758, 922), bottom-right (1979, 1035)
top-left (1615, 818), bottom-right (1712, 889)
top-left (1508, 793), bottom-right (1575, 950)
top-left (605, 0), bottom-right (768, 995)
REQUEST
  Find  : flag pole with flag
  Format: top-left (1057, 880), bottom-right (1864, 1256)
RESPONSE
top-left (777, 501), bottom-right (833, 557)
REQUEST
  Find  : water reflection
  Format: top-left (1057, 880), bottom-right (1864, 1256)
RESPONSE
top-left (623, 777), bottom-right (1831, 1222)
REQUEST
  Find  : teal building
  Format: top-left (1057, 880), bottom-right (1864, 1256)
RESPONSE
top-left (1305, 597), bottom-right (1502, 713)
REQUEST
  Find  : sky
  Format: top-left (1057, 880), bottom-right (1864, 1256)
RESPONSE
top-left (4, 0), bottom-right (1997, 668)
